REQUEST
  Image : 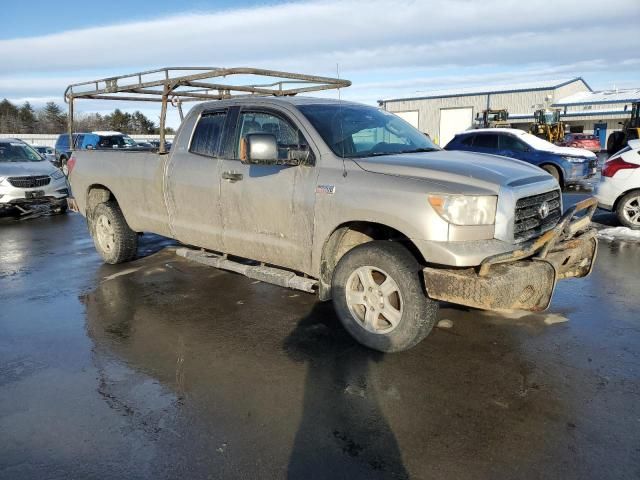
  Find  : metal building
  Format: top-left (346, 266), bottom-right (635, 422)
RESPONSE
top-left (378, 78), bottom-right (639, 149)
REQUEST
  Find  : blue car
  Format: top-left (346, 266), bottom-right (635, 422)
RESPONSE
top-left (444, 128), bottom-right (598, 188)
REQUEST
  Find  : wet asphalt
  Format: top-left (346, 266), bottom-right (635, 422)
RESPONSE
top-left (0, 193), bottom-right (639, 480)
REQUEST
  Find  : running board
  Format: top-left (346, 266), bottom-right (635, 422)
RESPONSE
top-left (175, 248), bottom-right (318, 293)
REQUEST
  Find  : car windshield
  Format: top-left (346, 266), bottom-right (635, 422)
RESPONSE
top-left (0, 142), bottom-right (45, 163)
top-left (98, 135), bottom-right (137, 148)
top-left (298, 104), bottom-right (439, 158)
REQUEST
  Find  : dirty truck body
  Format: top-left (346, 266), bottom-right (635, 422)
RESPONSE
top-left (69, 96), bottom-right (598, 352)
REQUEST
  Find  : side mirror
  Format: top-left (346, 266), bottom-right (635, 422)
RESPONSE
top-left (240, 134), bottom-right (311, 166)
top-left (240, 134), bottom-right (278, 164)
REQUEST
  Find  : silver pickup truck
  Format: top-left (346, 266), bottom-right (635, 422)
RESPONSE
top-left (68, 96), bottom-right (598, 352)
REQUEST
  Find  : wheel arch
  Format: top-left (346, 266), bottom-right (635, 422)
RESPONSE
top-left (317, 221), bottom-right (425, 301)
top-left (613, 187), bottom-right (640, 212)
top-left (539, 162), bottom-right (564, 187)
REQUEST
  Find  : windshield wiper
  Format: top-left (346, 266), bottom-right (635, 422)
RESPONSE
top-left (398, 147), bottom-right (439, 154)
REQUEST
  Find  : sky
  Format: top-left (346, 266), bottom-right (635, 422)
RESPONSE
top-left (1, 0), bottom-right (639, 128)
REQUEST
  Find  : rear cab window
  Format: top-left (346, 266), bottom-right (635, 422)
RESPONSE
top-left (190, 111), bottom-right (228, 157)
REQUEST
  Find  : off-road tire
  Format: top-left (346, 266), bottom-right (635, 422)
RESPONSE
top-left (331, 241), bottom-right (438, 352)
top-left (90, 202), bottom-right (138, 264)
top-left (616, 190), bottom-right (640, 230)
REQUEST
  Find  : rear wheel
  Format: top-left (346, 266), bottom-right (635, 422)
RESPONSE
top-left (331, 241), bottom-right (438, 352)
top-left (616, 191), bottom-right (640, 229)
top-left (90, 202), bottom-right (138, 264)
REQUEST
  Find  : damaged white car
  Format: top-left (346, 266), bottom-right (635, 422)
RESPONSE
top-left (0, 138), bottom-right (69, 215)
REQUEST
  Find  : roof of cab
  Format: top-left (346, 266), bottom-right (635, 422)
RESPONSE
top-left (192, 95), bottom-right (366, 112)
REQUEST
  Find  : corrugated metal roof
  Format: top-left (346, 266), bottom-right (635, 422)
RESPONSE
top-left (553, 88), bottom-right (640, 106)
top-left (380, 78), bottom-right (587, 103)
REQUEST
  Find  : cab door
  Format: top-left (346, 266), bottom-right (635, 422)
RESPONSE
top-left (164, 108), bottom-right (229, 250)
top-left (217, 107), bottom-right (318, 272)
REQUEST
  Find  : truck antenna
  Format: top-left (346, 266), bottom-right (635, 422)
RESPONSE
top-left (337, 63), bottom-right (347, 177)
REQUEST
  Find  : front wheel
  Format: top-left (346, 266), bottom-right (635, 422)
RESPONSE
top-left (331, 241), bottom-right (438, 352)
top-left (541, 164), bottom-right (563, 188)
top-left (90, 202), bottom-right (138, 264)
top-left (616, 190), bottom-right (640, 229)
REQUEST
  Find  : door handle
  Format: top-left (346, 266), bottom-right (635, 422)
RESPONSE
top-left (222, 171), bottom-right (243, 182)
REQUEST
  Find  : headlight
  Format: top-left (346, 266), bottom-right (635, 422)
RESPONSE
top-left (428, 195), bottom-right (497, 225)
top-left (562, 156), bottom-right (587, 163)
top-left (50, 169), bottom-right (65, 180)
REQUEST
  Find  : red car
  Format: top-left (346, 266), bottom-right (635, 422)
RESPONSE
top-left (559, 133), bottom-right (601, 153)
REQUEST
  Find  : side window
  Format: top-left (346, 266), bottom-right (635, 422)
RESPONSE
top-left (499, 135), bottom-right (528, 152)
top-left (461, 135), bottom-right (475, 146)
top-left (190, 111), bottom-right (227, 157)
top-left (474, 134), bottom-right (498, 149)
top-left (237, 111), bottom-right (307, 161)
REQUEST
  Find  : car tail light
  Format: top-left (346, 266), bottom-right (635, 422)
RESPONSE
top-left (67, 155), bottom-right (77, 175)
top-left (602, 157), bottom-right (640, 177)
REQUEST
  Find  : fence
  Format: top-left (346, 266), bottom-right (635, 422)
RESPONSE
top-left (0, 133), bottom-right (175, 148)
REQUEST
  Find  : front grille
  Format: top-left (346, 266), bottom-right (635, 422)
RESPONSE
top-left (514, 190), bottom-right (562, 242)
top-left (7, 176), bottom-right (51, 188)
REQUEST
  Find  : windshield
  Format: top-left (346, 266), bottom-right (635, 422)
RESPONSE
top-left (298, 104), bottom-right (439, 158)
top-left (98, 135), bottom-right (138, 148)
top-left (0, 142), bottom-right (45, 163)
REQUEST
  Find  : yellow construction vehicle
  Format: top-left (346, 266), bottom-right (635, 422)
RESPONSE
top-left (607, 101), bottom-right (640, 154)
top-left (475, 109), bottom-right (510, 128)
top-left (529, 109), bottom-right (565, 143)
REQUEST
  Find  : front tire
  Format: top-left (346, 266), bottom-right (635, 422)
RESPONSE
top-left (616, 190), bottom-right (640, 229)
top-left (607, 131), bottom-right (625, 155)
top-left (331, 241), bottom-right (438, 352)
top-left (90, 202), bottom-right (138, 264)
top-left (541, 164), bottom-right (563, 188)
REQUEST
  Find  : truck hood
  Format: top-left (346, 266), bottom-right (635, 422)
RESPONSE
top-left (353, 150), bottom-right (551, 193)
top-left (0, 161), bottom-right (57, 177)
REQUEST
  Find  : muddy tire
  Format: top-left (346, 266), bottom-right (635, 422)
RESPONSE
top-left (90, 202), bottom-right (138, 264)
top-left (60, 157), bottom-right (69, 176)
top-left (331, 241), bottom-right (438, 352)
top-left (616, 190), bottom-right (640, 230)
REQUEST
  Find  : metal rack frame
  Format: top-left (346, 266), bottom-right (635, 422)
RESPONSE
top-left (64, 67), bottom-right (351, 153)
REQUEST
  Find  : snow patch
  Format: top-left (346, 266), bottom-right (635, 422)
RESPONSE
top-left (598, 227), bottom-right (640, 242)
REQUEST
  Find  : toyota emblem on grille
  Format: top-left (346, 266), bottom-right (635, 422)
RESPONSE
top-left (538, 201), bottom-right (550, 219)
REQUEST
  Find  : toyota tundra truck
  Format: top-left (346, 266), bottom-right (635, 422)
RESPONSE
top-left (66, 69), bottom-right (598, 352)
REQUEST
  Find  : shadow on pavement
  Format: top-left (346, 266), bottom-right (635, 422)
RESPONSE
top-left (283, 302), bottom-right (409, 479)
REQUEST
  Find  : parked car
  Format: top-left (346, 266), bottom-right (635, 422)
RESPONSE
top-left (54, 133), bottom-right (79, 173)
top-left (595, 139), bottom-right (640, 229)
top-left (444, 128), bottom-right (597, 188)
top-left (68, 96), bottom-right (598, 353)
top-left (0, 138), bottom-right (69, 214)
top-left (55, 131), bottom-right (153, 174)
top-left (32, 145), bottom-right (56, 163)
top-left (558, 133), bottom-right (601, 153)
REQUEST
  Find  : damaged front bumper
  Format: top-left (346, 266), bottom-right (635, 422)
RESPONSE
top-left (423, 197), bottom-right (598, 312)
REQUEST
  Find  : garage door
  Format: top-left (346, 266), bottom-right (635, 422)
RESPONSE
top-left (393, 111), bottom-right (419, 129)
top-left (439, 107), bottom-right (473, 147)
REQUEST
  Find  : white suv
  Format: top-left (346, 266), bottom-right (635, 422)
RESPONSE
top-left (596, 139), bottom-right (640, 229)
top-left (0, 139), bottom-right (69, 214)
